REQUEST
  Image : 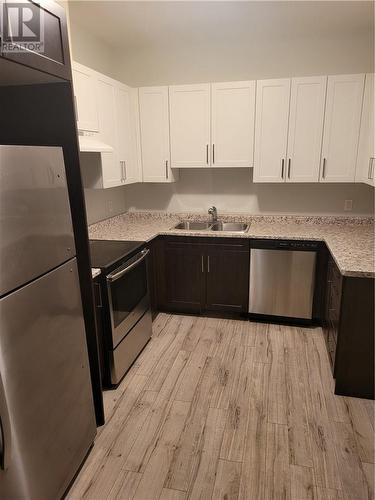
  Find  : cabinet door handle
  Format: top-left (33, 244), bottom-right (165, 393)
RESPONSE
top-left (212, 144), bottom-right (215, 165)
top-left (368, 158), bottom-right (374, 180)
top-left (207, 255), bottom-right (210, 273)
top-left (322, 158), bottom-right (327, 179)
top-left (201, 255), bottom-right (204, 273)
top-left (123, 161), bottom-right (127, 181)
top-left (122, 161), bottom-right (126, 182)
top-left (206, 144), bottom-right (209, 165)
top-left (288, 158), bottom-right (291, 179)
top-left (74, 95), bottom-right (79, 122)
top-left (281, 158), bottom-right (285, 179)
top-left (165, 160), bottom-right (169, 179)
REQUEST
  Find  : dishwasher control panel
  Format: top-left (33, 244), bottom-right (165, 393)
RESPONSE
top-left (251, 239), bottom-right (321, 251)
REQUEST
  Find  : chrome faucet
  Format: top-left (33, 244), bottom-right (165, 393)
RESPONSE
top-left (208, 206), bottom-right (218, 223)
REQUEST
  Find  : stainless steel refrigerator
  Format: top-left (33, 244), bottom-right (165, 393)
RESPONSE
top-left (0, 145), bottom-right (96, 499)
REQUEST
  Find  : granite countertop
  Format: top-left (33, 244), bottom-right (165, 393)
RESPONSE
top-left (89, 212), bottom-right (375, 278)
top-left (92, 268), bottom-right (101, 279)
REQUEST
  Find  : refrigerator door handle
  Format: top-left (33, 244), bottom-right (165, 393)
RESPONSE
top-left (0, 375), bottom-right (11, 470)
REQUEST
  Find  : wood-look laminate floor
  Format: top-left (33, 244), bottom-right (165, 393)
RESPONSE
top-left (67, 314), bottom-right (374, 500)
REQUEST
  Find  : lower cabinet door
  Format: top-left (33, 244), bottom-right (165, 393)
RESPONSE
top-left (205, 245), bottom-right (250, 313)
top-left (164, 242), bottom-right (204, 312)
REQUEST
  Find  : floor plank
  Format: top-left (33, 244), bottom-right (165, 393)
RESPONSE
top-left (220, 347), bottom-right (254, 462)
top-left (212, 459), bottom-right (241, 500)
top-left (159, 488), bottom-right (186, 500)
top-left (285, 353), bottom-right (313, 468)
top-left (67, 313), bottom-right (374, 500)
top-left (124, 350), bottom-right (190, 473)
top-left (346, 397), bottom-right (375, 464)
top-left (290, 464), bottom-right (314, 500)
top-left (133, 400), bottom-right (190, 500)
top-left (187, 408), bottom-right (227, 500)
top-left (165, 357), bottom-right (218, 491)
top-left (238, 361), bottom-right (269, 500)
top-left (264, 423), bottom-right (291, 500)
top-left (313, 487), bottom-right (344, 500)
top-left (333, 422), bottom-right (369, 500)
top-left (361, 462), bottom-right (374, 500)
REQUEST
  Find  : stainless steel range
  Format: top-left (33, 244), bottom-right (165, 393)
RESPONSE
top-left (90, 240), bottom-right (153, 385)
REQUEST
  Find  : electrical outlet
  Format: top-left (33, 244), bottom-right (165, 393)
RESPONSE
top-left (344, 199), bottom-right (353, 211)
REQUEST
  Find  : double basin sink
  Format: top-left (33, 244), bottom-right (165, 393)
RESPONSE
top-left (173, 220), bottom-right (249, 233)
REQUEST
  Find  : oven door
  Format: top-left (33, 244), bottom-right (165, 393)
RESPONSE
top-left (106, 248), bottom-right (150, 348)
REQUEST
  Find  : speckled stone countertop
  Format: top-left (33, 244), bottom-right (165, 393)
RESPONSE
top-left (89, 212), bottom-right (375, 278)
top-left (91, 268), bottom-right (101, 279)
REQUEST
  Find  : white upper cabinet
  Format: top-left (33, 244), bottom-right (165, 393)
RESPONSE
top-left (96, 74), bottom-right (123, 188)
top-left (75, 62), bottom-right (367, 187)
top-left (320, 74), bottom-right (365, 182)
top-left (355, 73), bottom-right (375, 187)
top-left (116, 84), bottom-right (140, 185)
top-left (286, 76), bottom-right (326, 182)
top-left (72, 62), bottom-right (99, 132)
top-left (139, 86), bottom-right (177, 182)
top-left (253, 79), bottom-right (291, 182)
top-left (169, 84), bottom-right (211, 168)
top-left (211, 81), bottom-right (255, 167)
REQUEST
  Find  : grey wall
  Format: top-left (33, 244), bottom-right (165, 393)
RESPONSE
top-left (123, 169), bottom-right (374, 216)
top-left (115, 31), bottom-right (373, 87)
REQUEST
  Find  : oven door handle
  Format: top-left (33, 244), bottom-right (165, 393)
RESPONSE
top-left (106, 249), bottom-right (150, 283)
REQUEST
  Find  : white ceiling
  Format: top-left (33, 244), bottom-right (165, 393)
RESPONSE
top-left (69, 1), bottom-right (374, 51)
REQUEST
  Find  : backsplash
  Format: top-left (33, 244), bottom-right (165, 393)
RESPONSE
top-left (122, 169), bottom-right (374, 218)
top-left (84, 187), bottom-right (127, 225)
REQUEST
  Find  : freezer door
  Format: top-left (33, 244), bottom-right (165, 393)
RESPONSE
top-left (0, 259), bottom-right (96, 500)
top-left (0, 145), bottom-right (76, 296)
top-left (249, 249), bottom-right (316, 319)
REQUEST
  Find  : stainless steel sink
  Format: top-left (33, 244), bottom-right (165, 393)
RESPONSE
top-left (211, 222), bottom-right (249, 232)
top-left (173, 221), bottom-right (212, 230)
top-left (173, 220), bottom-right (249, 232)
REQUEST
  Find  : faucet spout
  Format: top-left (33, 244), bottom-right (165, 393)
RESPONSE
top-left (208, 206), bottom-right (218, 223)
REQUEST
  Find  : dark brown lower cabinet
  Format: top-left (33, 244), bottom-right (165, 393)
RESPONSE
top-left (323, 254), bottom-right (374, 399)
top-left (146, 239), bottom-right (160, 320)
top-left (205, 244), bottom-right (249, 313)
top-left (323, 256), bottom-right (343, 372)
top-left (156, 237), bottom-right (250, 315)
top-left (164, 240), bottom-right (204, 313)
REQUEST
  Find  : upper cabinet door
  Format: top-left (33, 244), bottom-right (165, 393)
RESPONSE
top-left (139, 86), bottom-right (176, 182)
top-left (72, 62), bottom-right (99, 132)
top-left (355, 74), bottom-right (375, 187)
top-left (286, 76), bottom-right (326, 182)
top-left (169, 84), bottom-right (211, 168)
top-left (211, 81), bottom-right (256, 168)
top-left (116, 84), bottom-right (136, 185)
top-left (320, 74), bottom-right (365, 183)
top-left (96, 75), bottom-right (122, 188)
top-left (253, 79), bottom-right (291, 183)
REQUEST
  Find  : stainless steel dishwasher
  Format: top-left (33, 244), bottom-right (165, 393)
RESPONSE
top-left (248, 240), bottom-right (318, 320)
